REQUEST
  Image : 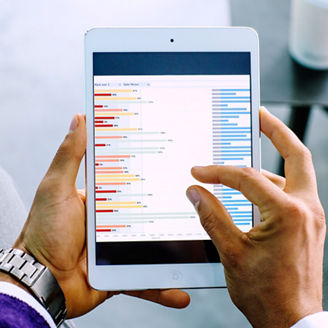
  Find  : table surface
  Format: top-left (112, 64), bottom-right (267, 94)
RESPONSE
top-left (231, 0), bottom-right (328, 106)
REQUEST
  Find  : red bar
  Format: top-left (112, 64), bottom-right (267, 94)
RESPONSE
top-left (95, 163), bottom-right (100, 166)
top-left (96, 198), bottom-right (107, 201)
top-left (96, 209), bottom-right (114, 213)
top-left (95, 124), bottom-right (113, 127)
top-left (95, 93), bottom-right (112, 96)
top-left (96, 190), bottom-right (117, 193)
top-left (96, 229), bottom-right (112, 232)
top-left (94, 105), bottom-right (103, 108)
top-left (95, 120), bottom-right (104, 123)
top-left (94, 117), bottom-right (115, 119)
top-left (95, 144), bottom-right (106, 147)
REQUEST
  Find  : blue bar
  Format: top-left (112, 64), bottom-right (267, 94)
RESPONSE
top-left (213, 139), bottom-right (251, 141)
top-left (212, 107), bottom-right (248, 110)
top-left (213, 115), bottom-right (240, 118)
top-left (222, 196), bottom-right (232, 199)
top-left (212, 120), bottom-right (229, 122)
top-left (213, 162), bottom-right (225, 165)
top-left (212, 97), bottom-right (251, 99)
top-left (212, 104), bottom-right (229, 107)
top-left (212, 92), bottom-right (237, 95)
top-left (212, 112), bottom-right (250, 115)
top-left (212, 89), bottom-right (250, 91)
top-left (235, 223), bottom-right (252, 225)
top-left (232, 215), bottom-right (253, 218)
top-left (220, 192), bottom-right (243, 195)
top-left (224, 207), bottom-right (238, 210)
top-left (222, 200), bottom-right (250, 203)
top-left (216, 130), bottom-right (250, 133)
top-left (216, 150), bottom-right (252, 153)
top-left (220, 146), bottom-right (251, 148)
top-left (213, 101), bottom-right (250, 103)
top-left (217, 154), bottom-right (251, 157)
top-left (233, 218), bottom-right (252, 221)
top-left (216, 158), bottom-right (244, 160)
top-left (213, 142), bottom-right (231, 145)
top-left (229, 211), bottom-right (252, 214)
top-left (212, 123), bottom-right (238, 126)
top-left (212, 135), bottom-right (248, 138)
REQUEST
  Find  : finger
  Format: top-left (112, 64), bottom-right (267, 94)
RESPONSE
top-left (260, 107), bottom-right (317, 192)
top-left (46, 114), bottom-right (86, 186)
top-left (186, 185), bottom-right (242, 254)
top-left (261, 169), bottom-right (286, 189)
top-left (191, 165), bottom-right (284, 210)
top-left (124, 289), bottom-right (190, 309)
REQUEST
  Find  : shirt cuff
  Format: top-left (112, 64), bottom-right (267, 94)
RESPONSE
top-left (291, 312), bottom-right (328, 328)
top-left (0, 281), bottom-right (56, 328)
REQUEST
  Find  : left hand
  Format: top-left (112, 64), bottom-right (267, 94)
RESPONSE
top-left (13, 113), bottom-right (190, 318)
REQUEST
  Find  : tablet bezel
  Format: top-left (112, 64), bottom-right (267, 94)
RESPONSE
top-left (85, 27), bottom-right (260, 291)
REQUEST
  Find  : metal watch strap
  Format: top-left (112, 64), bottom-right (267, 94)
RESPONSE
top-left (0, 248), bottom-right (67, 327)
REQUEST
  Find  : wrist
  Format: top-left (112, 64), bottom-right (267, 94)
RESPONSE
top-left (0, 271), bottom-right (32, 295)
top-left (0, 248), bottom-right (67, 326)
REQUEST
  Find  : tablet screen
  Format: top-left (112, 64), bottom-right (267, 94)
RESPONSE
top-left (93, 52), bottom-right (252, 264)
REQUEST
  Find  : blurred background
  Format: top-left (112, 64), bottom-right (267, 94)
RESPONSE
top-left (0, 1), bottom-right (327, 327)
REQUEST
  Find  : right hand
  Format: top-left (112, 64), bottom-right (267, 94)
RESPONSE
top-left (186, 107), bottom-right (326, 328)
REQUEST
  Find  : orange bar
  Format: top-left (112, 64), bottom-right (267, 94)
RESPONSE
top-left (96, 182), bottom-right (126, 185)
top-left (97, 225), bottom-right (126, 228)
top-left (96, 155), bottom-right (131, 159)
top-left (96, 159), bottom-right (120, 162)
top-left (95, 136), bottom-right (123, 139)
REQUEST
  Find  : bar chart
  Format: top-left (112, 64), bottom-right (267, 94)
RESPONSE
top-left (211, 88), bottom-right (252, 229)
top-left (94, 75), bottom-right (252, 242)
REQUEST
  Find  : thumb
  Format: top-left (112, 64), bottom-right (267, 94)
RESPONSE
top-left (46, 113), bottom-right (86, 186)
top-left (186, 185), bottom-right (242, 254)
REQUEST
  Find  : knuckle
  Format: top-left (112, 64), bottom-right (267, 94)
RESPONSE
top-left (238, 167), bottom-right (260, 190)
top-left (296, 144), bottom-right (312, 162)
top-left (283, 198), bottom-right (306, 221)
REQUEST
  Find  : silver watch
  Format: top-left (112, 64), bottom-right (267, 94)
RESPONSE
top-left (0, 248), bottom-right (67, 327)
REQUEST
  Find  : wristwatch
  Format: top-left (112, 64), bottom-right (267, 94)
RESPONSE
top-left (0, 248), bottom-right (67, 327)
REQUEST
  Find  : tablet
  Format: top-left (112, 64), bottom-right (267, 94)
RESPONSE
top-left (85, 27), bottom-right (261, 291)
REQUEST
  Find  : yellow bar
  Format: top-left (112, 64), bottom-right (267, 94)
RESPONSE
top-left (94, 89), bottom-right (133, 93)
top-left (96, 174), bottom-right (136, 178)
top-left (95, 128), bottom-right (138, 131)
top-left (97, 205), bottom-right (143, 209)
top-left (96, 201), bottom-right (137, 205)
top-left (94, 97), bottom-right (137, 101)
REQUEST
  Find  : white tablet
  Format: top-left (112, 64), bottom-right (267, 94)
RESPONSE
top-left (85, 27), bottom-right (261, 291)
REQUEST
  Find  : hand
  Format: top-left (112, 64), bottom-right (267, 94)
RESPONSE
top-left (186, 107), bottom-right (326, 328)
top-left (12, 114), bottom-right (190, 318)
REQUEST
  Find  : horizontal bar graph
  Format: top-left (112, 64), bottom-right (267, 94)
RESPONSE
top-left (211, 87), bottom-right (252, 230)
top-left (94, 75), bottom-right (253, 242)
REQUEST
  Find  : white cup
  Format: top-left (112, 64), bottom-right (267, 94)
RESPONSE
top-left (289, 0), bottom-right (328, 70)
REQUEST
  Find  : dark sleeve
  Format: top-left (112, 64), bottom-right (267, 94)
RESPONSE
top-left (0, 293), bottom-right (50, 328)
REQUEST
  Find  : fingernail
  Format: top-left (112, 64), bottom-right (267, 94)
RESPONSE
top-left (260, 106), bottom-right (269, 113)
top-left (186, 188), bottom-right (200, 210)
top-left (69, 114), bottom-right (79, 132)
